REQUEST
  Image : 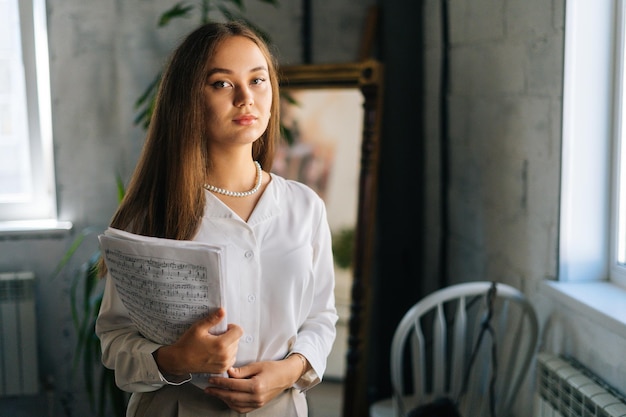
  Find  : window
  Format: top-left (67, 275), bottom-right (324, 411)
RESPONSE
top-left (0, 0), bottom-right (57, 224)
top-left (559, 0), bottom-right (626, 289)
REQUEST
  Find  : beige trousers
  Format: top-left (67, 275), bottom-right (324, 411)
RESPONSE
top-left (127, 383), bottom-right (308, 417)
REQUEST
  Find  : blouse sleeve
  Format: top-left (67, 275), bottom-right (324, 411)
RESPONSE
top-left (95, 275), bottom-right (192, 392)
top-left (289, 201), bottom-right (339, 391)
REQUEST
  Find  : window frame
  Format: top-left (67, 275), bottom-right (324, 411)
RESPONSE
top-left (0, 0), bottom-right (57, 224)
top-left (611, 0), bottom-right (626, 287)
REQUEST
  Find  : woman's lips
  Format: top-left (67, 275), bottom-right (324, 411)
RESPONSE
top-left (234, 115), bottom-right (257, 125)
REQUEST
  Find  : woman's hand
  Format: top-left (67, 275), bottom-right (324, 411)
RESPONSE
top-left (203, 354), bottom-right (308, 413)
top-left (153, 308), bottom-right (243, 376)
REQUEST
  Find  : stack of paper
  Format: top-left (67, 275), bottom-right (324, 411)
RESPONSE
top-left (98, 227), bottom-right (227, 387)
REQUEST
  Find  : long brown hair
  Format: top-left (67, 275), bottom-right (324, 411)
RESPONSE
top-left (109, 21), bottom-right (280, 242)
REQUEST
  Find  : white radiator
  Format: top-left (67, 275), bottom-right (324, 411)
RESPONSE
top-left (534, 352), bottom-right (626, 417)
top-left (0, 271), bottom-right (39, 396)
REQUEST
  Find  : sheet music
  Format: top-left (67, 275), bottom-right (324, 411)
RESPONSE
top-left (98, 227), bottom-right (227, 387)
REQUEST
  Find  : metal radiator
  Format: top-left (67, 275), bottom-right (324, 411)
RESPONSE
top-left (0, 271), bottom-right (39, 396)
top-left (534, 352), bottom-right (626, 417)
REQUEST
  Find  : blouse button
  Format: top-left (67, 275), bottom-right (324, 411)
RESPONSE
top-left (244, 335), bottom-right (254, 343)
top-left (244, 250), bottom-right (254, 259)
top-left (247, 294), bottom-right (256, 303)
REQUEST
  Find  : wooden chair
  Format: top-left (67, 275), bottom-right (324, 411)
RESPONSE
top-left (369, 281), bottom-right (539, 417)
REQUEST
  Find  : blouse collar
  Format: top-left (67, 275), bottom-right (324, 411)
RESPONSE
top-left (202, 173), bottom-right (283, 226)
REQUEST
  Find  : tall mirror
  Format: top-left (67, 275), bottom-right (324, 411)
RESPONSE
top-left (276, 59), bottom-right (383, 417)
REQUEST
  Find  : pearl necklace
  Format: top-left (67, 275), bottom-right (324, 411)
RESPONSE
top-left (203, 161), bottom-right (262, 197)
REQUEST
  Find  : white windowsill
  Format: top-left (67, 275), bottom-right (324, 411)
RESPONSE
top-left (541, 280), bottom-right (626, 340)
top-left (0, 219), bottom-right (73, 238)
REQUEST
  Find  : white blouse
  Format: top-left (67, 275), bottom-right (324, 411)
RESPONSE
top-left (96, 174), bottom-right (338, 416)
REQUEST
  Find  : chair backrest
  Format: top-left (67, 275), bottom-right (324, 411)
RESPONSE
top-left (390, 281), bottom-right (539, 417)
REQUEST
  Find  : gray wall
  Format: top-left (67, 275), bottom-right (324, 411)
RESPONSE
top-left (421, 0), bottom-right (563, 411)
top-left (418, 0), bottom-right (626, 413)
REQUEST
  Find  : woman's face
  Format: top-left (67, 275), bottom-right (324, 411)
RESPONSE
top-left (203, 36), bottom-right (273, 149)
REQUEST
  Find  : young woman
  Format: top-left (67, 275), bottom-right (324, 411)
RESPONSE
top-left (95, 21), bottom-right (338, 417)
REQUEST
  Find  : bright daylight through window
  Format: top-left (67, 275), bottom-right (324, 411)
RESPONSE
top-left (559, 0), bottom-right (626, 289)
top-left (0, 0), bottom-right (57, 226)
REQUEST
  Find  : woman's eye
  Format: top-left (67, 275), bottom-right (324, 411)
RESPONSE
top-left (211, 81), bottom-right (231, 89)
top-left (251, 78), bottom-right (266, 85)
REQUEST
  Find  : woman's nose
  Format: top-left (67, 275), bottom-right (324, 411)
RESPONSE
top-left (235, 86), bottom-right (253, 107)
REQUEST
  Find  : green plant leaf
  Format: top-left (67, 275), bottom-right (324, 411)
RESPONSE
top-left (281, 90), bottom-right (298, 105)
top-left (69, 254), bottom-right (101, 410)
top-left (116, 173), bottom-right (126, 203)
top-left (134, 108), bottom-right (153, 130)
top-left (51, 227), bottom-right (100, 280)
top-left (332, 227), bottom-right (355, 269)
top-left (158, 2), bottom-right (195, 27)
top-left (68, 251), bottom-right (127, 416)
top-left (134, 73), bottom-right (161, 129)
top-left (279, 91), bottom-right (299, 146)
top-left (280, 124), bottom-right (294, 146)
top-left (134, 73), bottom-right (161, 108)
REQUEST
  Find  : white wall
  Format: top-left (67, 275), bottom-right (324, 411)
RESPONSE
top-left (0, 1), bottom-right (374, 415)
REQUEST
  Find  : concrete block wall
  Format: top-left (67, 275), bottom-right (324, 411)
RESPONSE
top-left (428, 0), bottom-right (564, 290)
top-left (422, 0), bottom-right (626, 415)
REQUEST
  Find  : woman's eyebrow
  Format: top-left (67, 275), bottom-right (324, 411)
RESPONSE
top-left (207, 66), bottom-right (268, 76)
top-left (250, 66), bottom-right (269, 73)
top-left (207, 67), bottom-right (231, 76)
